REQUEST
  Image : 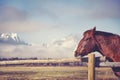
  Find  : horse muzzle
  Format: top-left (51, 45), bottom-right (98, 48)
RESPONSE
top-left (75, 50), bottom-right (87, 58)
top-left (74, 51), bottom-right (80, 57)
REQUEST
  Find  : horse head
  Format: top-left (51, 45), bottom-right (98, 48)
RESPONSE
top-left (75, 27), bottom-right (120, 77)
top-left (75, 27), bottom-right (98, 57)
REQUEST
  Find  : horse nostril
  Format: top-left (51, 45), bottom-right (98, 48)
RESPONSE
top-left (76, 50), bottom-right (80, 53)
top-left (74, 53), bottom-right (77, 57)
top-left (75, 51), bottom-right (77, 54)
top-left (74, 51), bottom-right (79, 57)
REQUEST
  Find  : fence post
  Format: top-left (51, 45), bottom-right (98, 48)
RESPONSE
top-left (88, 54), bottom-right (95, 80)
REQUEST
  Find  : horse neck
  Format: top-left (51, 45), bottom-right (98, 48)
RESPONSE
top-left (95, 34), bottom-right (120, 62)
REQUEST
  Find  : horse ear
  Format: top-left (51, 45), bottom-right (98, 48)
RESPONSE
top-left (93, 27), bottom-right (96, 32)
top-left (90, 27), bottom-right (96, 36)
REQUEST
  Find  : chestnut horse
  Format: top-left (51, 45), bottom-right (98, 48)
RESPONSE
top-left (75, 27), bottom-right (120, 77)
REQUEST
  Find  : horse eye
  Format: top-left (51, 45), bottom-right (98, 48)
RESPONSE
top-left (86, 38), bottom-right (91, 41)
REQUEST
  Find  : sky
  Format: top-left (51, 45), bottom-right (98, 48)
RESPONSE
top-left (0, 0), bottom-right (120, 58)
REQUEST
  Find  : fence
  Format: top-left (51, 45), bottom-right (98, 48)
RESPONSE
top-left (88, 54), bottom-right (120, 80)
top-left (0, 58), bottom-right (82, 66)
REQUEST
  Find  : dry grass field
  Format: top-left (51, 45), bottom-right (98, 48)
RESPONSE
top-left (0, 66), bottom-right (118, 80)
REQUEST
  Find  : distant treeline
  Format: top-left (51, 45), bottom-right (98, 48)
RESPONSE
top-left (0, 57), bottom-right (38, 61)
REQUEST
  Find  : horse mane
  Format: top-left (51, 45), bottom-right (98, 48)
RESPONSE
top-left (84, 29), bottom-right (120, 38)
top-left (95, 31), bottom-right (120, 37)
top-left (84, 29), bottom-right (120, 55)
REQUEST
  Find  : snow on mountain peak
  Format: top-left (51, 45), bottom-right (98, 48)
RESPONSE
top-left (0, 33), bottom-right (28, 45)
top-left (10, 33), bottom-right (17, 40)
top-left (0, 33), bottom-right (19, 41)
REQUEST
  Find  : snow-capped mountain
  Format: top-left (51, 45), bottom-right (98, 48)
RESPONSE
top-left (0, 33), bottom-right (20, 41)
top-left (0, 33), bottom-right (28, 45)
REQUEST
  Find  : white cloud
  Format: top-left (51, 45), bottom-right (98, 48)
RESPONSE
top-left (43, 0), bottom-right (120, 20)
top-left (0, 34), bottom-right (80, 58)
top-left (0, 20), bottom-right (52, 33)
top-left (0, 0), bottom-right (119, 33)
top-left (0, 5), bottom-right (53, 33)
top-left (0, 5), bottom-right (27, 22)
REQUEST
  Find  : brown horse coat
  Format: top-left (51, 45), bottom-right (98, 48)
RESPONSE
top-left (75, 27), bottom-right (120, 76)
top-left (94, 30), bottom-right (120, 62)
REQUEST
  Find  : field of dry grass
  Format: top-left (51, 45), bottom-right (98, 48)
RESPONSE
top-left (0, 66), bottom-right (118, 80)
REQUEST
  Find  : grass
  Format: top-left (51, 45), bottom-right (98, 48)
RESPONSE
top-left (0, 66), bottom-right (118, 80)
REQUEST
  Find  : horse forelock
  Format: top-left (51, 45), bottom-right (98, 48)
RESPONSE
top-left (83, 30), bottom-right (92, 36)
top-left (83, 28), bottom-right (96, 37)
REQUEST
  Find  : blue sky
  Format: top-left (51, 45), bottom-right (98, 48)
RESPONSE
top-left (0, 0), bottom-right (120, 58)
